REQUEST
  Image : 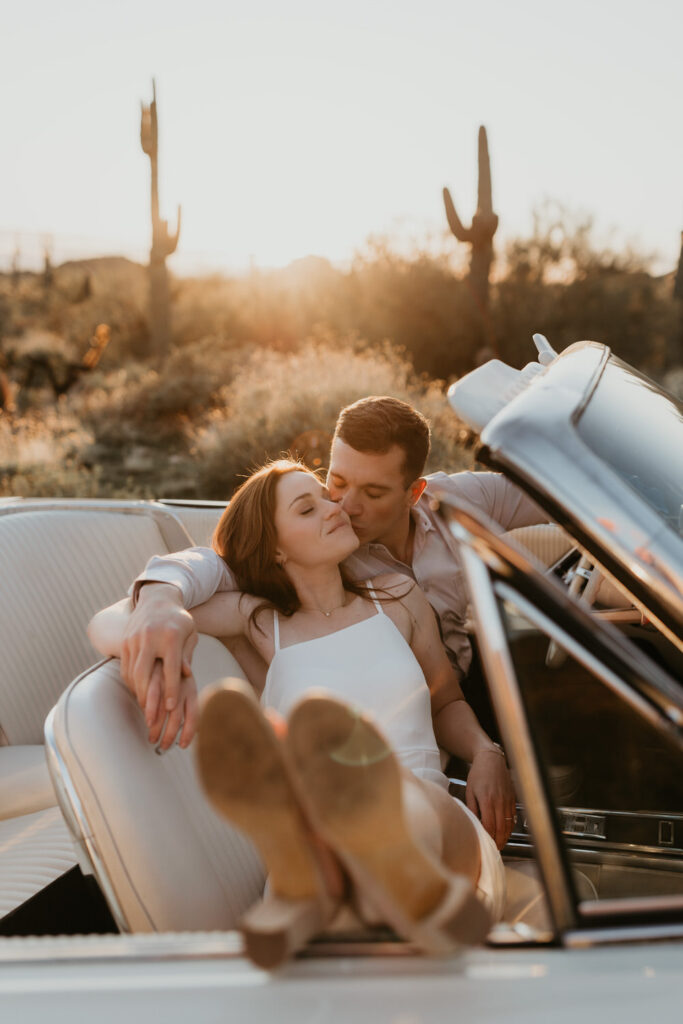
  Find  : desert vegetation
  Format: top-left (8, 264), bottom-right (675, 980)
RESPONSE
top-left (1, 204), bottom-right (681, 500)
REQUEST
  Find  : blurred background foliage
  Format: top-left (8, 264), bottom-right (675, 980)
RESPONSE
top-left (1, 203), bottom-right (681, 500)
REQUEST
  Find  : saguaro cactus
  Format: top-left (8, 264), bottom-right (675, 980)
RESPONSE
top-left (140, 79), bottom-right (181, 359)
top-left (42, 236), bottom-right (54, 292)
top-left (443, 125), bottom-right (498, 317)
top-left (674, 231), bottom-right (683, 301)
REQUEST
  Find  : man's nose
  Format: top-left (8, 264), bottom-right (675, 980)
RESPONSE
top-left (339, 491), bottom-right (362, 516)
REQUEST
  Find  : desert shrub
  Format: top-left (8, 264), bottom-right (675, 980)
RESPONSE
top-left (79, 339), bottom-right (248, 450)
top-left (196, 337), bottom-right (471, 499)
top-left (172, 275), bottom-right (251, 348)
top-left (0, 404), bottom-right (126, 498)
top-left (342, 240), bottom-right (480, 380)
top-left (172, 258), bottom-right (350, 353)
top-left (494, 204), bottom-right (680, 371)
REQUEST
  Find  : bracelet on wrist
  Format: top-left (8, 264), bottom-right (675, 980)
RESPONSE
top-left (474, 742), bottom-right (506, 761)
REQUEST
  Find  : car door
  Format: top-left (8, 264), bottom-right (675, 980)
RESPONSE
top-left (443, 498), bottom-right (683, 947)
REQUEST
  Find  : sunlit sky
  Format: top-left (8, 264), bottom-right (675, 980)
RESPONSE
top-left (3, 0), bottom-right (682, 275)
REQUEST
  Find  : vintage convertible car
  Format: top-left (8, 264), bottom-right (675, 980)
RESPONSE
top-left (0, 337), bottom-right (681, 1021)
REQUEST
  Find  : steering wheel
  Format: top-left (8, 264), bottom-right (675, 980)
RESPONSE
top-left (545, 553), bottom-right (603, 668)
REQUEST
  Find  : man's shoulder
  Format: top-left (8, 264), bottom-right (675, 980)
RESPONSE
top-left (371, 570), bottom-right (414, 595)
top-left (423, 469), bottom-right (503, 502)
top-left (424, 469), bottom-right (502, 491)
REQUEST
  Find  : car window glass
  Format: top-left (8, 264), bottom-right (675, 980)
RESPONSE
top-left (499, 597), bottom-right (683, 909)
top-left (576, 357), bottom-right (683, 539)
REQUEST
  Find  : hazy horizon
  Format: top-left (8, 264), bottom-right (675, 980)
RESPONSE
top-left (3, 0), bottom-right (682, 276)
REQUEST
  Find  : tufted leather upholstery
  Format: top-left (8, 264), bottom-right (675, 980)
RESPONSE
top-left (0, 807), bottom-right (77, 918)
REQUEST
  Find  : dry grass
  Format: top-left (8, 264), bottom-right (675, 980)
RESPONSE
top-left (0, 214), bottom-right (679, 500)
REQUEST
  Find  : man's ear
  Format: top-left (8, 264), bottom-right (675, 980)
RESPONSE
top-left (408, 478), bottom-right (427, 506)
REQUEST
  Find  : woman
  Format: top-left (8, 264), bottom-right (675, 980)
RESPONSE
top-left (89, 460), bottom-right (513, 965)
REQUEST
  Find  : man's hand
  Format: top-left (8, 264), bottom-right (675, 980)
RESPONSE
top-left (466, 749), bottom-right (517, 850)
top-left (120, 583), bottom-right (198, 730)
top-left (145, 660), bottom-right (199, 750)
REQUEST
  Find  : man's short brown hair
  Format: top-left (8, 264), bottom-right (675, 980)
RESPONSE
top-left (333, 396), bottom-right (431, 485)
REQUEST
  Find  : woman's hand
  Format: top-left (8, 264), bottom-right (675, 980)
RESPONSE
top-left (466, 749), bottom-right (517, 850)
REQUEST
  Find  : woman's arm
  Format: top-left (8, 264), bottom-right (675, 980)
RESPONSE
top-left (188, 591), bottom-right (255, 641)
top-left (88, 591), bottom-right (254, 657)
top-left (404, 582), bottom-right (516, 849)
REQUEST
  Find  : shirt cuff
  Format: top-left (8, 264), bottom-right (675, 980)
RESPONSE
top-left (129, 577), bottom-right (185, 608)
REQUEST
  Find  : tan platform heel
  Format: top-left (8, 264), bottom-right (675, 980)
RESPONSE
top-left (285, 693), bottom-right (492, 954)
top-left (196, 678), bottom-right (338, 968)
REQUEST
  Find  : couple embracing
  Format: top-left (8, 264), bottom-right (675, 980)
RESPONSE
top-left (90, 396), bottom-right (545, 965)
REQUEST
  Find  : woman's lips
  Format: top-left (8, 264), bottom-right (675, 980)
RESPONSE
top-left (327, 519), bottom-right (351, 535)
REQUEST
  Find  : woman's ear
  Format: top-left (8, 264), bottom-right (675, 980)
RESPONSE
top-left (275, 548), bottom-right (287, 568)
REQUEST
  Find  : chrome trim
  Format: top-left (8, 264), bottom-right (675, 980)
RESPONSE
top-left (44, 670), bottom-right (132, 935)
top-left (0, 931), bottom-right (244, 964)
top-left (571, 341), bottom-right (610, 421)
top-left (0, 499), bottom-right (194, 552)
top-left (453, 532), bottom-right (577, 935)
top-left (564, 921), bottom-right (683, 947)
top-left (579, 894), bottom-right (683, 917)
top-left (508, 831), bottom-right (683, 866)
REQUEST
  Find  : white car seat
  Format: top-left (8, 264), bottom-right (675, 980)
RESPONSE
top-left (0, 500), bottom-right (196, 922)
top-left (46, 637), bottom-right (264, 932)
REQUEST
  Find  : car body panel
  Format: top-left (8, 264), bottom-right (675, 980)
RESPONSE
top-left (1, 935), bottom-right (682, 1023)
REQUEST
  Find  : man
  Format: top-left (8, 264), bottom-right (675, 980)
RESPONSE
top-left (122, 396), bottom-right (545, 847)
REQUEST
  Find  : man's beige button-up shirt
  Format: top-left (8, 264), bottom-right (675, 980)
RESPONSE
top-left (133, 471), bottom-right (545, 676)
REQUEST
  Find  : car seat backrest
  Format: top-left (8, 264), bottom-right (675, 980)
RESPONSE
top-left (46, 635), bottom-right (264, 932)
top-left (504, 523), bottom-right (574, 568)
top-left (158, 504), bottom-right (225, 549)
top-left (0, 503), bottom-right (193, 745)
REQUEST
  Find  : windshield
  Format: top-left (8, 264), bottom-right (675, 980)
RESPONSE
top-left (576, 357), bottom-right (683, 539)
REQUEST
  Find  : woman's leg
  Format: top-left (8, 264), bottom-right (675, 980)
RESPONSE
top-left (196, 679), bottom-right (343, 967)
top-left (286, 695), bottom-right (492, 951)
top-left (401, 774), bottom-right (481, 884)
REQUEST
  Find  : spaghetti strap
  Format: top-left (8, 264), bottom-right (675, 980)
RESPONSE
top-left (273, 609), bottom-right (281, 651)
top-left (366, 581), bottom-right (384, 614)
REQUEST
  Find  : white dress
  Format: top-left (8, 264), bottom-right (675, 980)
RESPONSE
top-left (260, 587), bottom-right (505, 919)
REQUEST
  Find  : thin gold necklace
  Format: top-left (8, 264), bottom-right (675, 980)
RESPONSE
top-left (305, 594), bottom-right (349, 617)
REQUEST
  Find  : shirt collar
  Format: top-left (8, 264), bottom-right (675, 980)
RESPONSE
top-left (412, 499), bottom-right (434, 535)
top-left (361, 502), bottom-right (434, 561)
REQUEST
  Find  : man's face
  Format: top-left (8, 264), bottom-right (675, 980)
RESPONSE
top-left (326, 438), bottom-right (421, 547)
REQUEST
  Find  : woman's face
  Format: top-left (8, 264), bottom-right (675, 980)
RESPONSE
top-left (273, 471), bottom-right (359, 570)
